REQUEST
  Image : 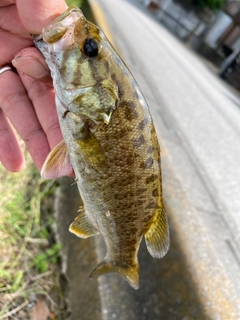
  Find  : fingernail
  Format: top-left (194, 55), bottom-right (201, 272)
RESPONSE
top-left (12, 55), bottom-right (49, 79)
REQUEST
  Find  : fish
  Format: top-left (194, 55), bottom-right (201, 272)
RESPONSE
top-left (34, 6), bottom-right (169, 289)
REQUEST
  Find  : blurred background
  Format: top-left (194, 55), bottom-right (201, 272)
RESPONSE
top-left (1, 0), bottom-right (240, 319)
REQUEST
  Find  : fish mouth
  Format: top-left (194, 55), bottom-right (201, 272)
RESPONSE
top-left (33, 6), bottom-right (81, 41)
top-left (34, 6), bottom-right (84, 46)
top-left (33, 34), bottom-right (47, 52)
top-left (34, 34), bottom-right (43, 42)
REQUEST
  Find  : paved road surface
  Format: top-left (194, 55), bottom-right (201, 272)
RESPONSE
top-left (93, 0), bottom-right (240, 282)
top-left (94, 0), bottom-right (240, 246)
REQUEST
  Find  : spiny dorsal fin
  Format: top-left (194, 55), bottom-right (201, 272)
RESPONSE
top-left (144, 206), bottom-right (170, 258)
top-left (89, 258), bottom-right (140, 290)
top-left (69, 211), bottom-right (99, 238)
top-left (41, 140), bottom-right (73, 179)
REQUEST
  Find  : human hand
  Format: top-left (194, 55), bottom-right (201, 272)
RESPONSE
top-left (0, 0), bottom-right (68, 172)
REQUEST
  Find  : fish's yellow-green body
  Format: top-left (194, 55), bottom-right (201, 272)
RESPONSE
top-left (34, 6), bottom-right (169, 289)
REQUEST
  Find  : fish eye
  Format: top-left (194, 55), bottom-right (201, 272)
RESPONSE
top-left (83, 38), bottom-right (98, 57)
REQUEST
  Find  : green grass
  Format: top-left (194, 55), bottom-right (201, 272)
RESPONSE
top-left (66, 0), bottom-right (95, 21)
top-left (0, 1), bottom-right (94, 318)
top-left (0, 151), bottom-right (64, 318)
top-left (33, 243), bottom-right (62, 273)
top-left (66, 0), bottom-right (87, 8)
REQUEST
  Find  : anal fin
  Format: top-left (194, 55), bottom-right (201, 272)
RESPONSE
top-left (69, 211), bottom-right (99, 238)
top-left (144, 206), bottom-right (170, 258)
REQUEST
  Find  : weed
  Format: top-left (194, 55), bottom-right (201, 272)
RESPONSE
top-left (0, 1), bottom-right (94, 318)
top-left (67, 0), bottom-right (87, 7)
top-left (33, 244), bottom-right (62, 273)
top-left (0, 153), bottom-right (64, 318)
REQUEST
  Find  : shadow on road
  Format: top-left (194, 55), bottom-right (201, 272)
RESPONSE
top-left (55, 176), bottom-right (208, 320)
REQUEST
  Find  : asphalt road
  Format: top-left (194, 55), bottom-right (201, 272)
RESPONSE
top-left (95, 0), bottom-right (240, 261)
top-left (93, 0), bottom-right (240, 240)
top-left (56, 1), bottom-right (240, 318)
top-left (91, 0), bottom-right (240, 313)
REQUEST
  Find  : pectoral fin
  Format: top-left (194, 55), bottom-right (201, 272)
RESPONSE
top-left (41, 140), bottom-right (73, 179)
top-left (77, 126), bottom-right (110, 173)
top-left (144, 207), bottom-right (170, 258)
top-left (69, 211), bottom-right (99, 238)
top-left (90, 257), bottom-right (140, 290)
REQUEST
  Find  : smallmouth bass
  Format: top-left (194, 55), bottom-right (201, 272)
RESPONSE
top-left (34, 6), bottom-right (169, 289)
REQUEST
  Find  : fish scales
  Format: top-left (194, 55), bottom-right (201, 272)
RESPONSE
top-left (34, 6), bottom-right (169, 289)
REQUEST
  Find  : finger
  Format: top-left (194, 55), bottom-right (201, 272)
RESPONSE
top-left (16, 0), bottom-right (68, 34)
top-left (18, 71), bottom-right (63, 150)
top-left (0, 1), bottom-right (16, 8)
top-left (0, 4), bottom-right (27, 34)
top-left (12, 47), bottom-right (52, 85)
top-left (0, 30), bottom-right (32, 65)
top-left (0, 109), bottom-right (25, 172)
top-left (0, 70), bottom-right (50, 170)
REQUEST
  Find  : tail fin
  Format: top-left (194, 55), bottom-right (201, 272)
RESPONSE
top-left (89, 258), bottom-right (140, 290)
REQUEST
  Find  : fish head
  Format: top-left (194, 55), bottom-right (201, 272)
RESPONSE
top-left (34, 6), bottom-right (119, 124)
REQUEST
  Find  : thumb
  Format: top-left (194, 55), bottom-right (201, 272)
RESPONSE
top-left (16, 0), bottom-right (68, 34)
top-left (12, 47), bottom-right (52, 85)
